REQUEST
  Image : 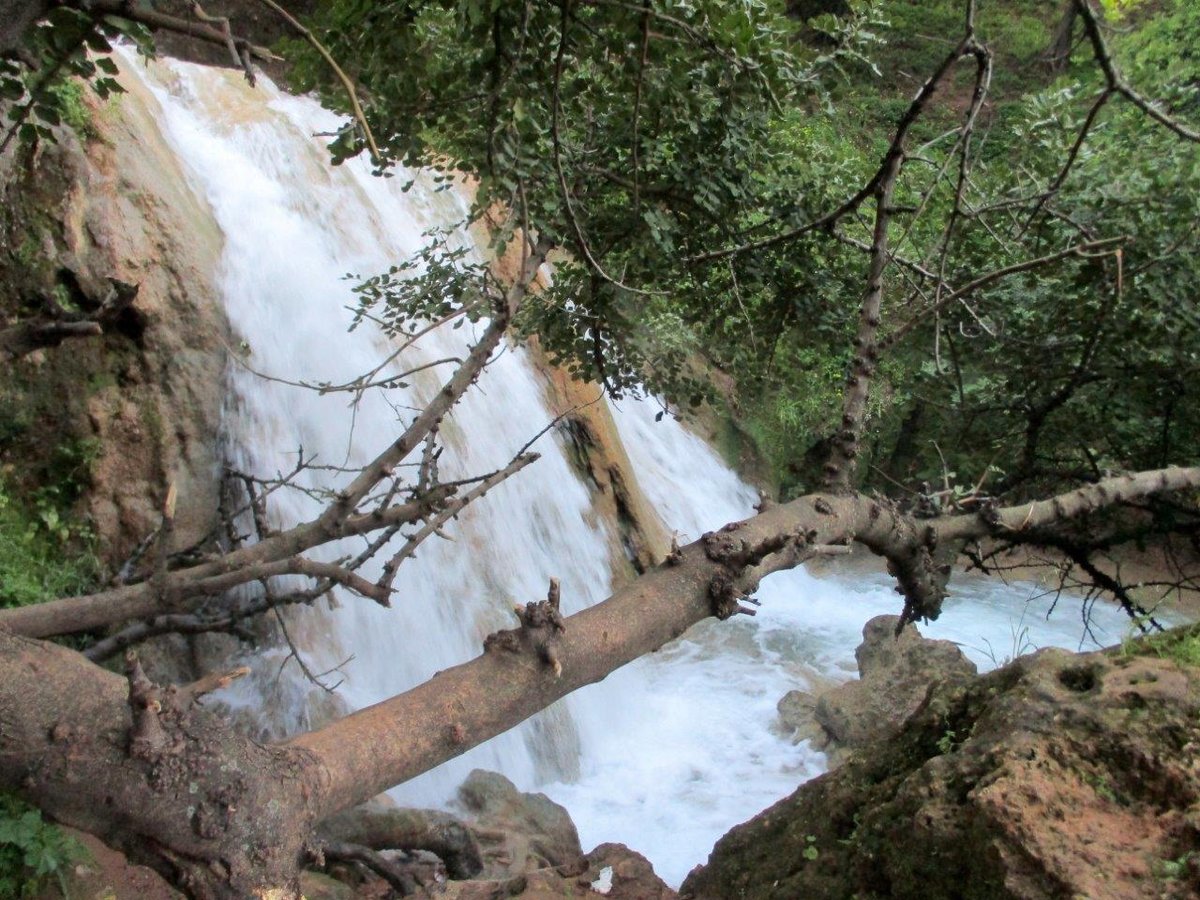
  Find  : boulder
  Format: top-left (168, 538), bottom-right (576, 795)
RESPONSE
top-left (778, 614), bottom-right (977, 764)
top-left (319, 798), bottom-right (484, 880)
top-left (586, 843), bottom-right (678, 899)
top-left (776, 689), bottom-right (829, 748)
top-left (684, 641), bottom-right (1200, 899)
top-left (455, 770), bottom-right (584, 878)
top-left (435, 843), bottom-right (677, 899)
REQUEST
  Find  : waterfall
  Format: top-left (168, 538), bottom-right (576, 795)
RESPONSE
top-left (127, 55), bottom-right (618, 801)
top-left (122, 53), bottom-right (1144, 888)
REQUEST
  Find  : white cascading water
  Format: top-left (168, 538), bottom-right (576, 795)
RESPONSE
top-left (126, 54), bottom-right (1143, 887)
top-left (543, 399), bottom-right (1139, 884)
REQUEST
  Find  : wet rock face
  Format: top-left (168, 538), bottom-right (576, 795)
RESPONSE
top-left (455, 769), bottom-right (585, 878)
top-left (1, 61), bottom-right (229, 568)
top-left (684, 643), bottom-right (1200, 900)
top-left (777, 614), bottom-right (977, 764)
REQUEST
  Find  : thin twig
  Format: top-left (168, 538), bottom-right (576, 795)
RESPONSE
top-left (254, 0), bottom-right (382, 162)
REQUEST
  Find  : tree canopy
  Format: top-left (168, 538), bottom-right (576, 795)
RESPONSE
top-left (1, 1), bottom-right (1199, 896)
top-left (287, 0), bottom-right (1200, 507)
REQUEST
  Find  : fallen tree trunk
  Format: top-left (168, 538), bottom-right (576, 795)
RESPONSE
top-left (3, 468), bottom-right (1197, 896)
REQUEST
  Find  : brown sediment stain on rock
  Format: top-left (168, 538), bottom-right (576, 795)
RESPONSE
top-left (528, 336), bottom-right (672, 577)
top-left (462, 186), bottom-right (670, 580)
top-left (1, 57), bottom-right (229, 567)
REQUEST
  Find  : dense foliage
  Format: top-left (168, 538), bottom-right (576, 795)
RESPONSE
top-left (292, 0), bottom-right (889, 404)
top-left (1, 0), bottom-right (1195, 515)
top-left (2, 0), bottom-right (1197, 535)
top-left (289, 0), bottom-right (1200, 506)
top-left (0, 4), bottom-right (150, 150)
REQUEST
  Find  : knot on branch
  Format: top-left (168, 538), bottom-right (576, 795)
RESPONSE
top-left (483, 578), bottom-right (566, 677)
top-left (703, 526), bottom-right (794, 569)
top-left (702, 528), bottom-right (745, 565)
top-left (702, 527), bottom-right (797, 619)
top-left (125, 653), bottom-right (250, 765)
top-left (126, 652), bottom-right (175, 763)
top-left (978, 497), bottom-right (1002, 529)
top-left (709, 569), bottom-right (755, 621)
top-left (887, 545), bottom-right (952, 629)
top-left (911, 481), bottom-right (941, 518)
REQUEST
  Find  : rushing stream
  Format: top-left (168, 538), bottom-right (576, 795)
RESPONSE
top-left (126, 53), bottom-right (1140, 888)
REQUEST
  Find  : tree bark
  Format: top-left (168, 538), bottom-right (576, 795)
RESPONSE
top-left (0, 633), bottom-right (324, 898)
top-left (6, 470), bottom-right (1193, 897)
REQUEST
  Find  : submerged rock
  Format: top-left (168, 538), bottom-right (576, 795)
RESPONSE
top-left (777, 614), bottom-right (977, 765)
top-left (684, 641), bottom-right (1200, 899)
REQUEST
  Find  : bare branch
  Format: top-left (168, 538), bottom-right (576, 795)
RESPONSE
top-left (377, 452), bottom-right (540, 592)
top-left (883, 235), bottom-right (1126, 349)
top-left (1075, 0), bottom-right (1200, 144)
top-left (823, 33), bottom-right (992, 490)
top-left (253, 0), bottom-right (382, 162)
top-left (318, 238), bottom-right (550, 529)
top-left (83, 1), bottom-right (278, 63)
top-left (0, 279), bottom-right (138, 361)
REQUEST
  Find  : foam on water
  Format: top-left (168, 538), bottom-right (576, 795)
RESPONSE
top-left (541, 399), bottom-right (1139, 887)
top-left (123, 52), bottom-right (1145, 888)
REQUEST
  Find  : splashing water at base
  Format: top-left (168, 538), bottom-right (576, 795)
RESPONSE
top-left (543, 399), bottom-right (1144, 887)
top-left (122, 52), bottom-right (1148, 889)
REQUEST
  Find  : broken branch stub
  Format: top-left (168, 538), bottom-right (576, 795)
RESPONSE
top-left (484, 578), bottom-right (567, 677)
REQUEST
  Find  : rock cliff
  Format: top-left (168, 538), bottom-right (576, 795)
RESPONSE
top-left (1, 62), bottom-right (229, 568)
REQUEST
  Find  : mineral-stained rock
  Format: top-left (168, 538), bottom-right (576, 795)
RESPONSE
top-left (455, 769), bottom-right (585, 877)
top-left (777, 614), bottom-right (977, 765)
top-left (684, 641), bottom-right (1200, 899)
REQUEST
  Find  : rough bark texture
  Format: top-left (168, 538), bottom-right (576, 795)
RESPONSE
top-left (0, 632), bottom-right (324, 898)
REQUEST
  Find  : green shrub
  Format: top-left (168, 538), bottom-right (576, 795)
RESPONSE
top-left (0, 471), bottom-right (100, 610)
top-left (0, 793), bottom-right (86, 898)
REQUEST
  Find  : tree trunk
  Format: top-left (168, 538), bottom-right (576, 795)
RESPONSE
top-left (0, 633), bottom-right (324, 898)
top-left (5, 468), bottom-right (1197, 896)
top-left (1046, 0), bottom-right (1080, 72)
